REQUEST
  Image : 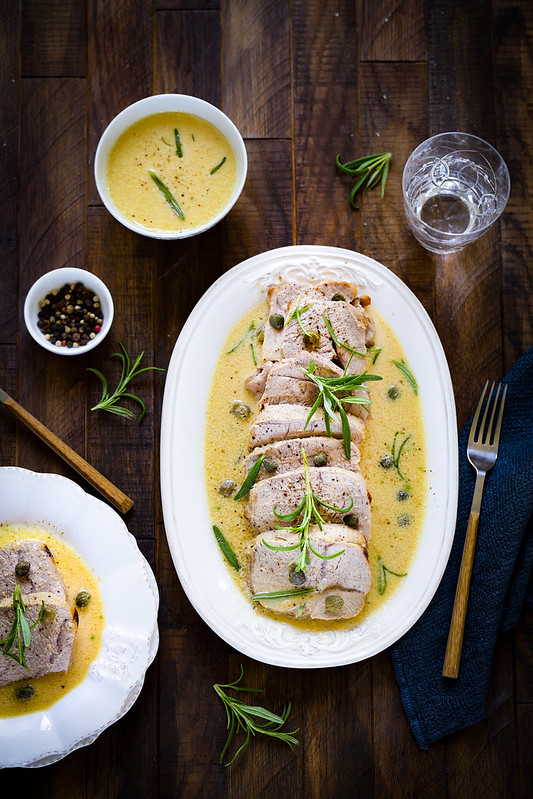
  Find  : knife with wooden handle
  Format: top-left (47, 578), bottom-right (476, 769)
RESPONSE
top-left (0, 387), bottom-right (134, 514)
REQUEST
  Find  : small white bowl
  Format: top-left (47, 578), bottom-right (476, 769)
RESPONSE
top-left (94, 93), bottom-right (248, 240)
top-left (24, 267), bottom-right (114, 356)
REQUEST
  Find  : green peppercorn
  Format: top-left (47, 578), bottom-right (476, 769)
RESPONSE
top-left (75, 590), bottom-right (91, 609)
top-left (269, 313), bottom-right (285, 330)
top-left (16, 685), bottom-right (35, 700)
top-left (42, 607), bottom-right (56, 623)
top-left (289, 569), bottom-right (306, 586)
top-left (15, 560), bottom-right (30, 578)
top-left (331, 293), bottom-right (346, 302)
top-left (397, 514), bottom-right (412, 527)
top-left (313, 452), bottom-right (328, 467)
top-left (217, 479), bottom-right (236, 497)
top-left (303, 330), bottom-right (320, 349)
top-left (344, 513), bottom-right (359, 529)
top-left (380, 455), bottom-right (394, 469)
top-left (397, 489), bottom-right (410, 502)
top-left (387, 385), bottom-right (400, 400)
top-left (325, 595), bottom-right (344, 613)
top-left (231, 400), bottom-right (250, 419)
top-left (263, 458), bottom-right (278, 473)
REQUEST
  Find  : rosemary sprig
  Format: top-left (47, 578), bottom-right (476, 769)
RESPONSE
top-left (377, 555), bottom-right (407, 595)
top-left (336, 151), bottom-right (392, 209)
top-left (251, 587), bottom-right (315, 601)
top-left (210, 156), bottom-right (226, 174)
top-left (212, 525), bottom-right (240, 571)
top-left (303, 360), bottom-right (382, 458)
top-left (174, 128), bottom-right (183, 157)
top-left (368, 347), bottom-right (382, 364)
top-left (286, 295), bottom-right (312, 336)
top-left (0, 585), bottom-right (45, 670)
top-left (234, 455), bottom-right (266, 500)
top-left (214, 665), bottom-right (299, 766)
top-left (262, 449), bottom-right (351, 572)
top-left (226, 321), bottom-right (258, 365)
top-left (391, 431), bottom-right (411, 480)
top-left (87, 342), bottom-right (164, 423)
top-left (322, 315), bottom-right (367, 363)
top-left (149, 170), bottom-right (185, 220)
top-left (391, 358), bottom-right (418, 395)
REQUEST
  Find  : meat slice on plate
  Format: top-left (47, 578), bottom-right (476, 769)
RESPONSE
top-left (249, 404), bottom-right (365, 450)
top-left (245, 436), bottom-right (360, 481)
top-left (258, 352), bottom-right (342, 410)
top-left (262, 284), bottom-right (324, 362)
top-left (247, 523), bottom-right (371, 620)
top-left (0, 591), bottom-right (78, 687)
top-left (0, 539), bottom-right (67, 600)
top-left (245, 465), bottom-right (371, 540)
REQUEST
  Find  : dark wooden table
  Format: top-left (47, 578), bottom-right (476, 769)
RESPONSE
top-left (1, 1), bottom-right (531, 796)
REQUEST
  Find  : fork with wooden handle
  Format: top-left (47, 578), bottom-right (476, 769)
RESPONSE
top-left (0, 387), bottom-right (134, 514)
top-left (442, 381), bottom-right (507, 678)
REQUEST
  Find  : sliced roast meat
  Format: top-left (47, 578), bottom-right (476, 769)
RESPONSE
top-left (314, 281), bottom-right (358, 303)
top-left (245, 360), bottom-right (274, 397)
top-left (247, 523), bottom-right (370, 620)
top-left (258, 352), bottom-right (343, 410)
top-left (245, 466), bottom-right (371, 540)
top-left (249, 404), bottom-right (365, 450)
top-left (0, 539), bottom-right (67, 600)
top-left (0, 591), bottom-right (78, 687)
top-left (245, 436), bottom-right (360, 480)
top-left (262, 284), bottom-right (324, 362)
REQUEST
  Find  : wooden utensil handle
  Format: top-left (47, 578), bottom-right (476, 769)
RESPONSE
top-left (442, 510), bottom-right (480, 678)
top-left (4, 395), bottom-right (134, 514)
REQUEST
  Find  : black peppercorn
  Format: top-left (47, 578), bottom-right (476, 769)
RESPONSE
top-left (37, 282), bottom-right (104, 348)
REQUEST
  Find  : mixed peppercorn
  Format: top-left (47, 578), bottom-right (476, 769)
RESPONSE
top-left (37, 282), bottom-right (104, 348)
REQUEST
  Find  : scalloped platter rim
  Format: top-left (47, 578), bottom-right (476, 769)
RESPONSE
top-left (160, 245), bottom-right (458, 668)
top-left (0, 467), bottom-right (159, 769)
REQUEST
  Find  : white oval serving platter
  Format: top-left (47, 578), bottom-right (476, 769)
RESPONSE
top-left (160, 245), bottom-right (457, 668)
top-left (0, 467), bottom-right (159, 768)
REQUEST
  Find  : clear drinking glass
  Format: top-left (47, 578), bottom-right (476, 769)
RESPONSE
top-left (402, 132), bottom-right (510, 254)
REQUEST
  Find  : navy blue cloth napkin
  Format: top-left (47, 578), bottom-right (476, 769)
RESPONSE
top-left (391, 346), bottom-right (533, 749)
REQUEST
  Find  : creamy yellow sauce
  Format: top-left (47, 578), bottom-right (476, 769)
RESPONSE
top-left (204, 299), bottom-right (427, 629)
top-left (106, 112), bottom-right (237, 232)
top-left (0, 524), bottom-right (104, 718)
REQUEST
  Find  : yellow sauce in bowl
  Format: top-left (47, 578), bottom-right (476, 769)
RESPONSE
top-left (106, 111), bottom-right (237, 233)
top-left (0, 524), bottom-right (104, 718)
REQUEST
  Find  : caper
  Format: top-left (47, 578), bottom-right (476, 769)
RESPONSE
top-left (387, 385), bottom-right (400, 400)
top-left (75, 590), bottom-right (91, 609)
top-left (269, 313), bottom-right (285, 330)
top-left (397, 513), bottom-right (412, 528)
top-left (344, 513), bottom-right (359, 529)
top-left (331, 293), bottom-right (346, 302)
top-left (255, 324), bottom-right (265, 343)
top-left (16, 684), bottom-right (35, 700)
top-left (380, 455), bottom-right (394, 469)
top-left (217, 479), bottom-right (236, 497)
top-left (42, 607), bottom-right (56, 624)
top-left (289, 569), bottom-right (306, 586)
top-left (231, 400), bottom-right (250, 419)
top-left (15, 560), bottom-right (31, 578)
top-left (303, 330), bottom-right (320, 349)
top-left (263, 458), bottom-right (278, 473)
top-left (325, 595), bottom-right (344, 613)
top-left (397, 489), bottom-right (410, 502)
top-left (313, 452), bottom-right (328, 467)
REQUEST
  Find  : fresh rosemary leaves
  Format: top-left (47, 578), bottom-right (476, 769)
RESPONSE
top-left (262, 449), bottom-right (351, 572)
top-left (302, 360), bottom-right (381, 458)
top-left (251, 587), bottom-right (315, 602)
top-left (214, 665), bottom-right (299, 766)
top-left (88, 342), bottom-right (164, 422)
top-left (234, 455), bottom-right (266, 500)
top-left (226, 321), bottom-right (258, 366)
top-left (0, 585), bottom-right (45, 670)
top-left (390, 431), bottom-right (411, 480)
top-left (336, 151), bottom-right (392, 209)
top-left (391, 358), bottom-right (418, 395)
top-left (149, 170), bottom-right (185, 220)
top-left (377, 555), bottom-right (407, 595)
top-left (212, 525), bottom-right (241, 571)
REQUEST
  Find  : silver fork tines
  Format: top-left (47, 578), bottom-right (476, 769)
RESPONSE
top-left (442, 380), bottom-right (507, 678)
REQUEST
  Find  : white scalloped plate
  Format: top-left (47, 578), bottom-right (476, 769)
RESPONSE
top-left (160, 245), bottom-right (457, 668)
top-left (0, 467), bottom-right (159, 768)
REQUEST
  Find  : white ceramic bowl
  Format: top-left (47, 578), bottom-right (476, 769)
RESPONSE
top-left (24, 267), bottom-right (114, 356)
top-left (94, 93), bottom-right (248, 240)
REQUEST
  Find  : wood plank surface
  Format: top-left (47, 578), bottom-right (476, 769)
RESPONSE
top-left (1, 1), bottom-right (532, 797)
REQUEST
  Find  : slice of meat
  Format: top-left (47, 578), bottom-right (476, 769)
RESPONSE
top-left (249, 404), bottom-right (365, 450)
top-left (245, 436), bottom-right (361, 480)
top-left (0, 591), bottom-right (78, 687)
top-left (280, 300), bottom-right (338, 361)
top-left (245, 361), bottom-right (274, 397)
top-left (258, 352), bottom-right (343, 410)
top-left (247, 523), bottom-right (370, 620)
top-left (0, 539), bottom-right (67, 600)
top-left (245, 466), bottom-right (371, 540)
top-left (315, 281), bottom-right (358, 303)
top-left (262, 284), bottom-right (324, 362)
top-left (322, 301), bottom-right (369, 374)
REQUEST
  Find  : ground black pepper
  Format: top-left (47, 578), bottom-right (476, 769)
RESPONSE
top-left (36, 282), bottom-right (104, 348)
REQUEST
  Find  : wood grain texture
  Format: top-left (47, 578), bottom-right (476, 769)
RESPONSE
top-left (21, 0), bottom-right (86, 77)
top-left (359, 0), bottom-right (427, 62)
